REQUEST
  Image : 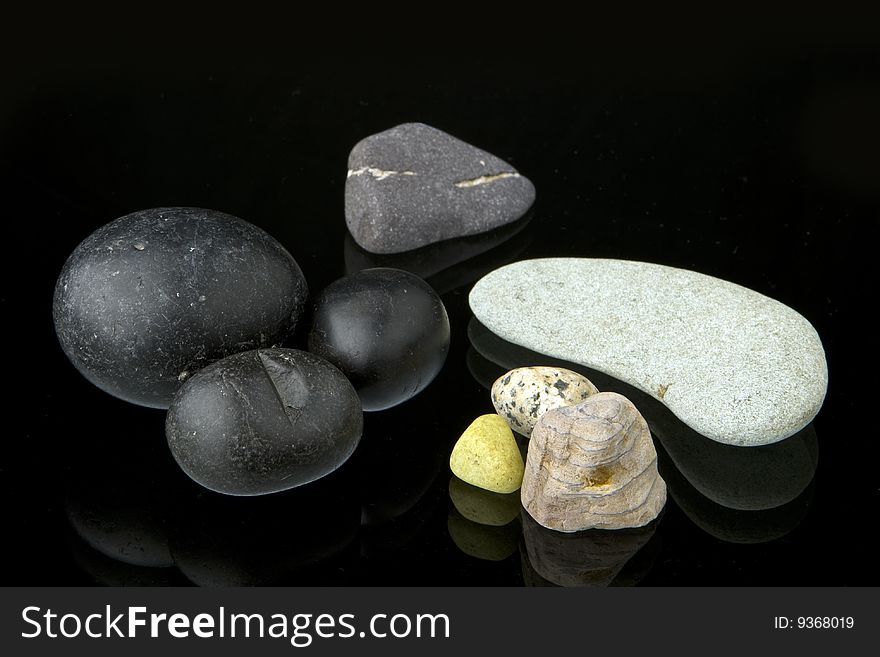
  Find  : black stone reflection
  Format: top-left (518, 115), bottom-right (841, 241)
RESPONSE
top-left (354, 408), bottom-right (446, 558)
top-left (520, 511), bottom-right (660, 587)
top-left (170, 471), bottom-right (360, 586)
top-left (359, 490), bottom-right (444, 560)
top-left (67, 531), bottom-right (182, 587)
top-left (356, 412), bottom-right (446, 526)
top-left (62, 418), bottom-right (362, 586)
top-left (343, 209), bottom-right (534, 295)
top-left (468, 318), bottom-right (819, 543)
top-left (63, 423), bottom-right (184, 583)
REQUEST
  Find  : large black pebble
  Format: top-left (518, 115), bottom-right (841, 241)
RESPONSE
top-left (307, 268), bottom-right (450, 411)
top-left (53, 207), bottom-right (308, 408)
top-left (166, 348), bottom-right (362, 496)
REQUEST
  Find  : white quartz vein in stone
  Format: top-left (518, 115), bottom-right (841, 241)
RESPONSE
top-left (454, 172), bottom-right (521, 188)
top-left (347, 167), bottom-right (417, 181)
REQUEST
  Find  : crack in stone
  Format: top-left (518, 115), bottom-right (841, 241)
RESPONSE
top-left (258, 351), bottom-right (306, 428)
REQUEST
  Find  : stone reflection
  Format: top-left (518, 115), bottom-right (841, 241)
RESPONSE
top-left (447, 510), bottom-right (520, 562)
top-left (170, 472), bottom-right (360, 586)
top-left (67, 531), bottom-right (180, 586)
top-left (520, 511), bottom-right (659, 587)
top-left (355, 409), bottom-right (446, 558)
top-left (468, 318), bottom-right (819, 543)
top-left (357, 413), bottom-right (445, 526)
top-left (656, 443), bottom-right (816, 544)
top-left (344, 209), bottom-right (534, 295)
top-left (63, 425), bottom-right (183, 584)
top-left (449, 475), bottom-right (520, 526)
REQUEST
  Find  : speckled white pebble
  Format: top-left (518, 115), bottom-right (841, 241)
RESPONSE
top-left (470, 258), bottom-right (828, 447)
top-left (491, 366), bottom-right (598, 437)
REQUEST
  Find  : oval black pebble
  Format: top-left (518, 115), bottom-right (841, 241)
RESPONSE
top-left (166, 348), bottom-right (362, 496)
top-left (53, 207), bottom-right (308, 408)
top-left (307, 268), bottom-right (450, 411)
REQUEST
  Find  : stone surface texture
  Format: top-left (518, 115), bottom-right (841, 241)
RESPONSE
top-left (345, 123), bottom-right (535, 254)
top-left (491, 366), bottom-right (599, 437)
top-left (521, 392), bottom-right (666, 532)
top-left (470, 258), bottom-right (828, 446)
top-left (449, 414), bottom-right (525, 494)
top-left (307, 268), bottom-right (449, 412)
top-left (53, 207), bottom-right (308, 408)
top-left (166, 348), bottom-right (362, 496)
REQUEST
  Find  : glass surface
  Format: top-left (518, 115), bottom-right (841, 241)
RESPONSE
top-left (2, 46), bottom-right (877, 585)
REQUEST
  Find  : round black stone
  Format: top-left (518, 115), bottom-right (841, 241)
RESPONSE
top-left (307, 268), bottom-right (450, 411)
top-left (52, 207), bottom-right (308, 408)
top-left (165, 348), bottom-right (363, 496)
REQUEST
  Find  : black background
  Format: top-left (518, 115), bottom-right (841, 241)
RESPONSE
top-left (2, 27), bottom-right (878, 586)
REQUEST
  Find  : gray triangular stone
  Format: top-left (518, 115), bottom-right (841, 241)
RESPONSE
top-left (345, 122), bottom-right (535, 254)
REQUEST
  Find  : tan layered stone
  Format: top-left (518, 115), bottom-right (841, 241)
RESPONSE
top-left (521, 391), bottom-right (666, 532)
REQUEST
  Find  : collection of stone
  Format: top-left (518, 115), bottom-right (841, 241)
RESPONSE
top-left (53, 122), bottom-right (533, 498)
top-left (54, 115), bottom-right (829, 567)
top-left (466, 325), bottom-right (822, 547)
top-left (53, 206), bottom-right (452, 495)
top-left (450, 366), bottom-right (667, 533)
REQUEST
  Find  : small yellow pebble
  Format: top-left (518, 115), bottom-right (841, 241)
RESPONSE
top-left (449, 414), bottom-right (525, 494)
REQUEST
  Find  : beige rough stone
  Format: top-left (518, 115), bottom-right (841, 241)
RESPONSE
top-left (491, 366), bottom-right (599, 437)
top-left (521, 392), bottom-right (666, 532)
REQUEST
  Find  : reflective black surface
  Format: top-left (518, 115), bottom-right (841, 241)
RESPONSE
top-left (3, 40), bottom-right (878, 585)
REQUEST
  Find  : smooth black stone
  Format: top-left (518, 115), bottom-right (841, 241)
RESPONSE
top-left (166, 348), bottom-right (362, 496)
top-left (307, 268), bottom-right (450, 412)
top-left (53, 207), bottom-right (308, 408)
top-left (345, 123), bottom-right (535, 254)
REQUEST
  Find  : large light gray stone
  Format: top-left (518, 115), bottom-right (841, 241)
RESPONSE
top-left (469, 258), bottom-right (828, 447)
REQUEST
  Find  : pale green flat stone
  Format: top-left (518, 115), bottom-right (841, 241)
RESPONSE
top-left (470, 258), bottom-right (828, 446)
